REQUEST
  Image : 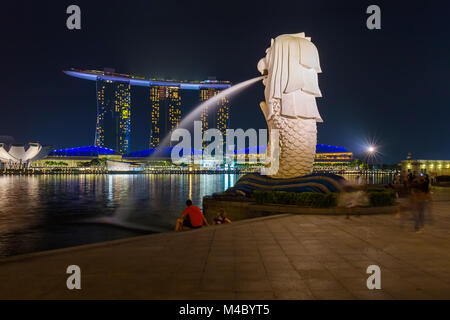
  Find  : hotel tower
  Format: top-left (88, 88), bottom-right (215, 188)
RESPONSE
top-left (64, 68), bottom-right (231, 154)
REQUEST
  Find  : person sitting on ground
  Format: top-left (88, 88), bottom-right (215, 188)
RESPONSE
top-left (176, 199), bottom-right (209, 231)
top-left (213, 209), bottom-right (231, 225)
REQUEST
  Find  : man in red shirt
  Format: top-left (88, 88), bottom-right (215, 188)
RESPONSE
top-left (180, 199), bottom-right (209, 229)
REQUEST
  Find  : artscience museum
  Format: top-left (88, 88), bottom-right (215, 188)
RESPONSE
top-left (0, 142), bottom-right (51, 169)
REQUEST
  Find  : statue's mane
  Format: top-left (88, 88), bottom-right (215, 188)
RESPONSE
top-left (267, 33), bottom-right (321, 99)
top-left (263, 33), bottom-right (323, 122)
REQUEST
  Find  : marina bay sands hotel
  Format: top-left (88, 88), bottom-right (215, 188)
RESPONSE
top-left (64, 68), bottom-right (232, 154)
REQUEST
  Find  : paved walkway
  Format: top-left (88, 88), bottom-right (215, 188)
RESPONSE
top-left (1, 189), bottom-right (450, 300)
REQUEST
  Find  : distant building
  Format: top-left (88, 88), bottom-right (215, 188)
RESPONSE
top-left (200, 88), bottom-right (230, 144)
top-left (31, 145), bottom-right (119, 168)
top-left (224, 144), bottom-right (353, 167)
top-left (48, 145), bottom-right (117, 157)
top-left (29, 143), bottom-right (353, 173)
top-left (95, 79), bottom-right (131, 154)
top-left (106, 159), bottom-right (143, 172)
top-left (149, 86), bottom-right (182, 148)
top-left (64, 68), bottom-right (232, 154)
top-left (313, 145), bottom-right (353, 163)
top-left (31, 145), bottom-right (143, 172)
top-left (0, 142), bottom-right (51, 169)
top-left (401, 159), bottom-right (450, 178)
top-left (123, 144), bottom-right (353, 168)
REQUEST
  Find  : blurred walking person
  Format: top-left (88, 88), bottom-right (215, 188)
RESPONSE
top-left (410, 175), bottom-right (431, 233)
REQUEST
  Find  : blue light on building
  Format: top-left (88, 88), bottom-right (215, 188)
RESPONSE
top-left (123, 147), bottom-right (203, 159)
top-left (64, 68), bottom-right (232, 152)
top-left (315, 144), bottom-right (350, 154)
top-left (49, 146), bottom-right (116, 157)
top-left (64, 70), bottom-right (232, 90)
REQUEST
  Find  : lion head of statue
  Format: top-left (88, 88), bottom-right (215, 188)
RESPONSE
top-left (257, 33), bottom-right (323, 123)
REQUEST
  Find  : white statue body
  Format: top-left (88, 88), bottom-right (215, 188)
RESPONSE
top-left (258, 33), bottom-right (323, 178)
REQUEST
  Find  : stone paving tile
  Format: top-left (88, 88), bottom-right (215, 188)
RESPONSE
top-left (235, 271), bottom-right (267, 281)
top-left (191, 291), bottom-right (237, 300)
top-left (270, 279), bottom-right (309, 292)
top-left (297, 269), bottom-right (337, 281)
top-left (235, 262), bottom-right (265, 272)
top-left (305, 279), bottom-right (348, 292)
top-left (235, 279), bottom-right (272, 292)
top-left (267, 272), bottom-right (302, 282)
top-left (172, 271), bottom-right (203, 282)
top-left (291, 260), bottom-right (325, 271)
top-left (325, 267), bottom-right (363, 280)
top-left (236, 291), bottom-right (275, 300)
top-left (310, 289), bottom-right (356, 300)
top-left (274, 290), bottom-right (315, 300)
top-left (200, 278), bottom-right (234, 292)
top-left (352, 290), bottom-right (394, 300)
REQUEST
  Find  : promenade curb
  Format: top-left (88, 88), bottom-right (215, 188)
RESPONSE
top-left (0, 214), bottom-right (291, 265)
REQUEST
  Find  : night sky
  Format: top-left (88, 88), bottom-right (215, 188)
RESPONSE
top-left (1, 0), bottom-right (449, 163)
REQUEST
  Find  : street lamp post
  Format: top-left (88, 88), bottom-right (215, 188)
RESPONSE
top-left (366, 145), bottom-right (376, 175)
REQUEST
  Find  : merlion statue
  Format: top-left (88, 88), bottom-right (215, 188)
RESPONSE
top-left (257, 33), bottom-right (323, 178)
top-left (227, 35), bottom-right (346, 195)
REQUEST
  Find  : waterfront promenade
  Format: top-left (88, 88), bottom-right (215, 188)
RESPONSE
top-left (1, 188), bottom-right (450, 300)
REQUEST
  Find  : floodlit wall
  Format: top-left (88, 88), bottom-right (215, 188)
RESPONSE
top-left (401, 160), bottom-right (450, 177)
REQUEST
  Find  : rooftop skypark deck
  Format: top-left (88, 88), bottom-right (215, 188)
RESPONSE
top-left (64, 69), bottom-right (232, 90)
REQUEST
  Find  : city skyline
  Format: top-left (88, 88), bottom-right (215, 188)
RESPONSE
top-left (1, 1), bottom-right (449, 163)
top-left (67, 68), bottom-right (232, 154)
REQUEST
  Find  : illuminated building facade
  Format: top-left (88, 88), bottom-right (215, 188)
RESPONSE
top-left (149, 86), bottom-right (182, 148)
top-left (216, 96), bottom-right (230, 138)
top-left (0, 142), bottom-right (51, 169)
top-left (200, 88), bottom-right (230, 145)
top-left (65, 68), bottom-right (231, 153)
top-left (223, 144), bottom-right (353, 166)
top-left (314, 145), bottom-right (353, 163)
top-left (95, 79), bottom-right (131, 154)
top-left (401, 159), bottom-right (450, 177)
top-left (27, 144), bottom-right (354, 173)
top-left (312, 144), bottom-right (355, 171)
top-left (200, 89), bottom-right (211, 140)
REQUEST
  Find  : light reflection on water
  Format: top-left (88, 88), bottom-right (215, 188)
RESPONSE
top-left (342, 173), bottom-right (395, 185)
top-left (0, 174), bottom-right (240, 258)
